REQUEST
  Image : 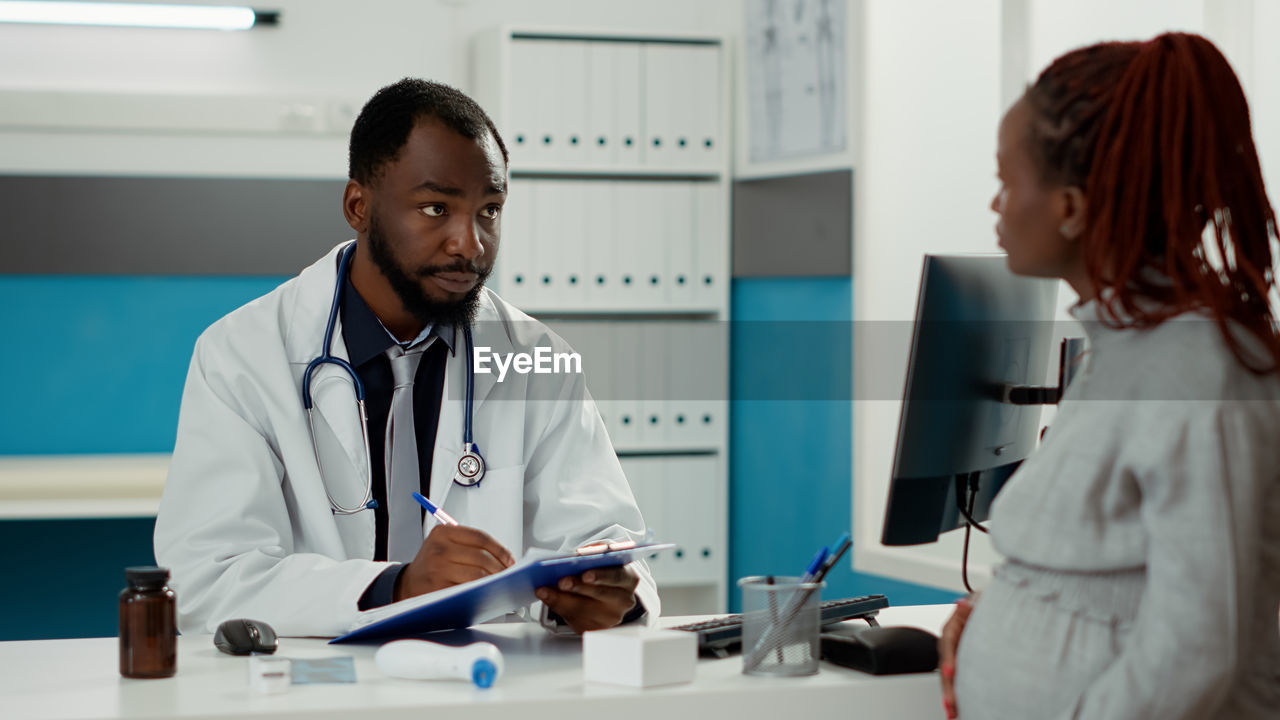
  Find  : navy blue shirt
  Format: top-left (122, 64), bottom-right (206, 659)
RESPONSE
top-left (341, 273), bottom-right (453, 609)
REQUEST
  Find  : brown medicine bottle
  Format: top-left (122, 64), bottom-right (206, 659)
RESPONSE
top-left (119, 566), bottom-right (177, 678)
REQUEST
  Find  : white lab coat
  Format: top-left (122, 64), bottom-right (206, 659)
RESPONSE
top-left (154, 242), bottom-right (658, 636)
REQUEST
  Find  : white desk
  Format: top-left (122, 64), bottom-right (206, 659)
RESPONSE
top-left (1, 605), bottom-right (952, 720)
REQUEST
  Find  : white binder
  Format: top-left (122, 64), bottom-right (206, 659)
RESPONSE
top-left (687, 455), bottom-right (721, 583)
top-left (506, 40), bottom-right (541, 167)
top-left (590, 319), bottom-right (620, 440)
top-left (636, 321), bottom-right (668, 450)
top-left (619, 456), bottom-right (666, 580)
top-left (580, 320), bottom-right (617, 432)
top-left (664, 456), bottom-right (719, 583)
top-left (581, 180), bottom-right (613, 307)
top-left (690, 321), bottom-right (729, 450)
top-left (666, 44), bottom-right (697, 169)
top-left (611, 181), bottom-right (643, 309)
top-left (545, 319), bottom-right (606, 421)
top-left (662, 321), bottom-right (702, 450)
top-left (609, 320), bottom-right (643, 451)
top-left (556, 179), bottom-right (589, 309)
top-left (692, 182), bottom-right (726, 311)
top-left (496, 176), bottom-right (534, 306)
top-left (694, 312), bottom-right (729, 445)
top-left (552, 40), bottom-right (589, 166)
top-left (614, 42), bottom-right (644, 167)
top-left (704, 322), bottom-right (730, 452)
top-left (584, 41), bottom-right (616, 167)
top-left (510, 39), bottom-right (558, 166)
top-left (633, 181), bottom-right (666, 308)
top-left (687, 44), bottom-right (722, 170)
top-left (663, 181), bottom-right (696, 308)
top-left (526, 179), bottom-right (562, 309)
top-left (642, 43), bottom-right (676, 167)
top-left (697, 399), bottom-right (727, 452)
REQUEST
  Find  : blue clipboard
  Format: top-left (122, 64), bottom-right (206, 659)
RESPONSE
top-left (331, 542), bottom-right (672, 644)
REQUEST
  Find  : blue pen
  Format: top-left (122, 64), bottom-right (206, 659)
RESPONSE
top-left (811, 532), bottom-right (852, 583)
top-left (412, 491), bottom-right (459, 526)
top-left (802, 547), bottom-right (829, 582)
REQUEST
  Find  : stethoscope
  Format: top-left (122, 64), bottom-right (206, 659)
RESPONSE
top-left (302, 243), bottom-right (487, 515)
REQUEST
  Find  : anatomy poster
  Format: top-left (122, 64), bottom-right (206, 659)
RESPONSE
top-left (745, 0), bottom-right (848, 162)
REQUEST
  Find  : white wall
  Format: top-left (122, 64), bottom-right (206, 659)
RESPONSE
top-left (0, 0), bottom-right (739, 177)
top-left (852, 0), bottom-right (1280, 591)
top-left (851, 0), bottom-right (1006, 589)
top-left (0, 0), bottom-right (446, 177)
top-left (1248, 1), bottom-right (1280, 201)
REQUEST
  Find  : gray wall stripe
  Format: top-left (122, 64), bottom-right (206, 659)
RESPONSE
top-left (3, 175), bottom-right (350, 275)
top-left (732, 169), bottom-right (853, 278)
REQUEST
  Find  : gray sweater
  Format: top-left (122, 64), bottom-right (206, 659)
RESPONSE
top-left (977, 299), bottom-right (1280, 719)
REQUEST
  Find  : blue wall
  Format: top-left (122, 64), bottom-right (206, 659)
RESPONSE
top-left (0, 276), bottom-right (286, 454)
top-left (0, 276), bottom-right (284, 640)
top-left (728, 277), bottom-right (960, 611)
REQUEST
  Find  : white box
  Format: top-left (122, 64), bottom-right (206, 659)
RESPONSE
top-left (582, 627), bottom-right (696, 688)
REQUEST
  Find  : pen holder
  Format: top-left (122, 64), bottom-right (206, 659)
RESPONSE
top-left (738, 575), bottom-right (824, 676)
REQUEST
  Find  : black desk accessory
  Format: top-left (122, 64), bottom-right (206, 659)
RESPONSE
top-left (214, 618), bottom-right (279, 656)
top-left (819, 623), bottom-right (938, 675)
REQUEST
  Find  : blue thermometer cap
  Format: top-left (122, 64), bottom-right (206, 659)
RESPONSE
top-left (472, 658), bottom-right (498, 688)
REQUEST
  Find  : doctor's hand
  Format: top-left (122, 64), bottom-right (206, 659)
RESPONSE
top-left (534, 564), bottom-right (640, 633)
top-left (393, 525), bottom-right (516, 602)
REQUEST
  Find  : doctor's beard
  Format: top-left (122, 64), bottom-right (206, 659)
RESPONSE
top-left (366, 214), bottom-right (492, 328)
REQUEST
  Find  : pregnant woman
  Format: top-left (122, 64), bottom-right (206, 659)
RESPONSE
top-left (938, 32), bottom-right (1280, 720)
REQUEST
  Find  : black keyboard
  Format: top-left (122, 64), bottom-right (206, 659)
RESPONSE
top-left (673, 594), bottom-right (889, 658)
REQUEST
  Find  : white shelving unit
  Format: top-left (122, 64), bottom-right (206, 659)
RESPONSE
top-left (472, 26), bottom-right (732, 614)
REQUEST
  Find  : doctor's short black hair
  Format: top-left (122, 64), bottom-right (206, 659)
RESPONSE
top-left (348, 78), bottom-right (509, 185)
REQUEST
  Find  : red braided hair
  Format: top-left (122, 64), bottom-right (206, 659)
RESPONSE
top-left (1027, 32), bottom-right (1280, 373)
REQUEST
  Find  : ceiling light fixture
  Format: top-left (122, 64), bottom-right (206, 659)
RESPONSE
top-left (0, 2), bottom-right (279, 30)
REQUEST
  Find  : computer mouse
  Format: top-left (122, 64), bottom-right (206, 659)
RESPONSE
top-left (820, 624), bottom-right (938, 675)
top-left (214, 618), bottom-right (279, 656)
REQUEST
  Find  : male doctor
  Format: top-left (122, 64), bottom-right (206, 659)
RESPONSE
top-left (154, 78), bottom-right (657, 637)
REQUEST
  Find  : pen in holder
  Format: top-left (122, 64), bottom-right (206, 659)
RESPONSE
top-left (738, 576), bottom-right (825, 676)
top-left (765, 576), bottom-right (784, 665)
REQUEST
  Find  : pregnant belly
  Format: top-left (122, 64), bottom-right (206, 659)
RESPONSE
top-left (953, 573), bottom-right (1127, 719)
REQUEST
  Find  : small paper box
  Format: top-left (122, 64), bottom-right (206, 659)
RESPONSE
top-left (583, 627), bottom-right (697, 688)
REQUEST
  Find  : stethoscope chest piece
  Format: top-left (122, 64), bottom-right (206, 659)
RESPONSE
top-left (454, 442), bottom-right (486, 487)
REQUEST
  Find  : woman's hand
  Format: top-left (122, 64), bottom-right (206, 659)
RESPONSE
top-left (938, 595), bottom-right (977, 719)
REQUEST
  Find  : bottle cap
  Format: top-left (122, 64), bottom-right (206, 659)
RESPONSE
top-left (125, 566), bottom-right (170, 587)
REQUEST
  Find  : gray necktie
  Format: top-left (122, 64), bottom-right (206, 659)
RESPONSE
top-left (385, 344), bottom-right (427, 563)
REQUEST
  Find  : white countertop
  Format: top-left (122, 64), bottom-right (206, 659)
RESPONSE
top-left (0, 605), bottom-right (954, 720)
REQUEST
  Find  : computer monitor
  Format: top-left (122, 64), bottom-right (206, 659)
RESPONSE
top-left (880, 254), bottom-right (1060, 546)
